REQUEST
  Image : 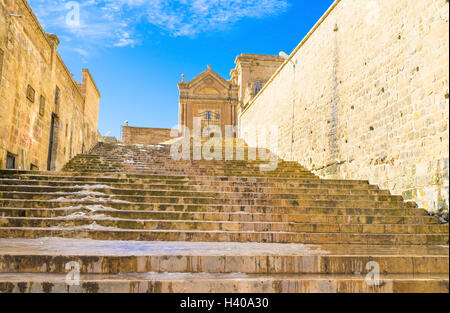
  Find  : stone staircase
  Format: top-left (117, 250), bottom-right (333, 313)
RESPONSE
top-left (0, 139), bottom-right (448, 293)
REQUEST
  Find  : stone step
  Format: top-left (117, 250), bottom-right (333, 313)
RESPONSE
top-left (0, 192), bottom-right (411, 208)
top-left (1, 217), bottom-right (447, 234)
top-left (70, 157), bottom-right (303, 167)
top-left (2, 140), bottom-right (447, 294)
top-left (2, 254), bottom-right (448, 274)
top-left (0, 200), bottom-right (427, 216)
top-left (0, 272), bottom-right (448, 293)
top-left (1, 239), bottom-right (447, 275)
top-left (64, 163), bottom-right (309, 172)
top-left (0, 170), bottom-right (373, 185)
top-left (62, 169), bottom-right (316, 179)
top-left (67, 158), bottom-right (304, 167)
top-left (0, 185), bottom-right (396, 199)
top-left (0, 227), bottom-right (447, 244)
top-left (0, 207), bottom-right (438, 224)
top-left (65, 159), bottom-right (306, 168)
top-left (0, 176), bottom-right (380, 190)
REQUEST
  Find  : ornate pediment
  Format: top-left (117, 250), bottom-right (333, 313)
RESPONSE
top-left (178, 66), bottom-right (231, 97)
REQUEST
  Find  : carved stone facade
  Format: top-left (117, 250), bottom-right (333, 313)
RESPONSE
top-left (0, 0), bottom-right (100, 171)
top-left (178, 65), bottom-right (238, 137)
top-left (178, 54), bottom-right (283, 137)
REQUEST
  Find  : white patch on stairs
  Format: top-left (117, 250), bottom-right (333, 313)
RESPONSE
top-left (55, 222), bottom-right (122, 231)
top-left (49, 185), bottom-right (130, 204)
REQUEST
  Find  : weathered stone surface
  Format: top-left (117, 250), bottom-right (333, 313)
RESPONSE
top-left (0, 0), bottom-right (100, 171)
top-left (0, 140), bottom-right (448, 292)
top-left (122, 126), bottom-right (172, 145)
top-left (239, 0), bottom-right (449, 214)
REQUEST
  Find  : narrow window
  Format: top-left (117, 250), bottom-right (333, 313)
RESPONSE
top-left (254, 81), bottom-right (262, 94)
top-left (27, 85), bottom-right (35, 102)
top-left (204, 111), bottom-right (211, 121)
top-left (6, 152), bottom-right (15, 169)
top-left (39, 95), bottom-right (45, 116)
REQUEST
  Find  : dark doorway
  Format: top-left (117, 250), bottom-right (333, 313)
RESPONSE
top-left (6, 153), bottom-right (15, 169)
top-left (47, 113), bottom-right (57, 171)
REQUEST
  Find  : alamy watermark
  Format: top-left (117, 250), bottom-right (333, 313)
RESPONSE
top-left (365, 261), bottom-right (382, 287)
top-left (170, 118), bottom-right (280, 171)
top-left (65, 261), bottom-right (81, 286)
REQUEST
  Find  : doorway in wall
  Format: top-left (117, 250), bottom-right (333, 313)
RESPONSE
top-left (47, 113), bottom-right (58, 171)
top-left (6, 153), bottom-right (15, 169)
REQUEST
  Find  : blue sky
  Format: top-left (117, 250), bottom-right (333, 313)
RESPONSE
top-left (28, 0), bottom-right (334, 139)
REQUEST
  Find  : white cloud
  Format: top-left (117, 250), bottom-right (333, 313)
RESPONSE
top-left (28, 0), bottom-right (289, 55)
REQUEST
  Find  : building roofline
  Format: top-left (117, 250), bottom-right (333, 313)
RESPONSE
top-left (241, 0), bottom-right (341, 116)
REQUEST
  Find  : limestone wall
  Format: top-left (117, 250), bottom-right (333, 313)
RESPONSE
top-left (0, 0), bottom-right (100, 171)
top-left (240, 0), bottom-right (449, 213)
top-left (122, 126), bottom-right (173, 145)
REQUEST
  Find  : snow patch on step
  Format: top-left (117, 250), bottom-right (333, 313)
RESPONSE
top-left (73, 185), bottom-right (112, 190)
top-left (55, 222), bottom-right (122, 231)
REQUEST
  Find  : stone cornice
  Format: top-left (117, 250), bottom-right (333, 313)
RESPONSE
top-left (82, 69), bottom-right (101, 98)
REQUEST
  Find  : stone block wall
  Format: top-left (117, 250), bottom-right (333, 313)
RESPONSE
top-left (122, 126), bottom-right (173, 145)
top-left (240, 0), bottom-right (449, 212)
top-left (0, 0), bottom-right (100, 171)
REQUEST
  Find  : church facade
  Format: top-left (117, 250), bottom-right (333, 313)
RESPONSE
top-left (178, 54), bottom-right (284, 137)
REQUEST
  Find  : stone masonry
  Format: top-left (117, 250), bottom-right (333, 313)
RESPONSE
top-left (0, 139), bottom-right (447, 292)
top-left (121, 126), bottom-right (172, 145)
top-left (0, 0), bottom-right (100, 171)
top-left (240, 0), bottom-right (449, 214)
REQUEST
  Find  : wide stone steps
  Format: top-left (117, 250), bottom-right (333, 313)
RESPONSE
top-left (63, 168), bottom-right (315, 178)
top-left (0, 217), bottom-right (447, 234)
top-left (0, 174), bottom-right (380, 190)
top-left (0, 208), bottom-right (440, 224)
top-left (0, 194), bottom-right (414, 210)
top-left (0, 142), bottom-right (447, 293)
top-left (0, 188), bottom-right (405, 202)
top-left (1, 239), bottom-right (447, 273)
top-left (0, 180), bottom-right (391, 196)
top-left (0, 200), bottom-right (429, 216)
top-left (0, 170), bottom-right (379, 188)
top-left (2, 254), bottom-right (448, 275)
top-left (1, 272), bottom-right (448, 293)
top-left (0, 227), bottom-right (447, 244)
top-left (0, 184), bottom-right (392, 197)
top-left (1, 250), bottom-right (447, 275)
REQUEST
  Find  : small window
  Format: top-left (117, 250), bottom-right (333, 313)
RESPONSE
top-left (39, 95), bottom-right (45, 116)
top-left (6, 152), bottom-right (15, 169)
top-left (254, 81), bottom-right (263, 94)
top-left (204, 111), bottom-right (211, 121)
top-left (27, 85), bottom-right (35, 102)
top-left (0, 48), bottom-right (4, 86)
